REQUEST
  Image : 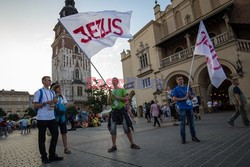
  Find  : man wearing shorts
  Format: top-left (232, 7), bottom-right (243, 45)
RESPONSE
top-left (107, 77), bottom-right (140, 152)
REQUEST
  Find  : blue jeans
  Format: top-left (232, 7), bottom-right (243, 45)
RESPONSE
top-left (179, 109), bottom-right (196, 140)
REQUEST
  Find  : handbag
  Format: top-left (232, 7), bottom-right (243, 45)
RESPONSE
top-left (55, 97), bottom-right (66, 116)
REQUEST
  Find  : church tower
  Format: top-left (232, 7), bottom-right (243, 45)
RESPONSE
top-left (51, 0), bottom-right (91, 106)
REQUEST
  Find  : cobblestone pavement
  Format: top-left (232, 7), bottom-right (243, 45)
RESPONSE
top-left (1, 112), bottom-right (250, 167)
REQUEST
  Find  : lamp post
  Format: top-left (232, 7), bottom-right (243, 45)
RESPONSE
top-left (236, 54), bottom-right (244, 77)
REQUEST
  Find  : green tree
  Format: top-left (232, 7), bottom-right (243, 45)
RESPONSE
top-left (8, 114), bottom-right (19, 121)
top-left (66, 106), bottom-right (78, 116)
top-left (0, 108), bottom-right (7, 117)
top-left (85, 82), bottom-right (109, 114)
top-left (26, 107), bottom-right (36, 117)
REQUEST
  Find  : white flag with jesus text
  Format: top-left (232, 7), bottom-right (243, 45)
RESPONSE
top-left (59, 10), bottom-right (132, 58)
top-left (194, 21), bottom-right (226, 88)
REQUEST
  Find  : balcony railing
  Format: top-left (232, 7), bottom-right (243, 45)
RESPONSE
top-left (236, 39), bottom-right (250, 52)
top-left (161, 32), bottom-right (230, 67)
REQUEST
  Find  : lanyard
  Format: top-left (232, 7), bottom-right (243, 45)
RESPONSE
top-left (179, 86), bottom-right (187, 96)
top-left (43, 88), bottom-right (53, 101)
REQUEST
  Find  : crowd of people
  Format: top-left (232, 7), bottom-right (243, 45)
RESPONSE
top-left (1, 73), bottom-right (249, 164)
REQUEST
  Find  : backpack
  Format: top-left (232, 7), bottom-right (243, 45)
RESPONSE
top-left (35, 89), bottom-right (44, 114)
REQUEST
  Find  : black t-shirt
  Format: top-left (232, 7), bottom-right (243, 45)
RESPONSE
top-left (233, 86), bottom-right (241, 95)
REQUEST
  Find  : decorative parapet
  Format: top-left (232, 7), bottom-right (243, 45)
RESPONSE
top-left (121, 49), bottom-right (131, 61)
top-left (161, 32), bottom-right (231, 67)
top-left (236, 39), bottom-right (250, 52)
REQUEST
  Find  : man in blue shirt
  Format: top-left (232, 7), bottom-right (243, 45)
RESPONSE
top-left (172, 75), bottom-right (200, 144)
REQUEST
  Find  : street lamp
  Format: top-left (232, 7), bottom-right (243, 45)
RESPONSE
top-left (236, 54), bottom-right (244, 77)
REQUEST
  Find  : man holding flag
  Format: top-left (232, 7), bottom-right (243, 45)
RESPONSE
top-left (59, 10), bottom-right (140, 151)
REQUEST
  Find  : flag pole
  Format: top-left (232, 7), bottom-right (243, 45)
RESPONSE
top-left (187, 53), bottom-right (195, 94)
top-left (58, 19), bottom-right (107, 86)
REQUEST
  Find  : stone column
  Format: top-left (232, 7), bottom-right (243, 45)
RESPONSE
top-left (185, 33), bottom-right (191, 54)
top-left (223, 14), bottom-right (233, 38)
top-left (156, 47), bottom-right (164, 68)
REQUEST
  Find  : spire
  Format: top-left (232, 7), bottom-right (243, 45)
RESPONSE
top-left (60, 0), bottom-right (78, 18)
top-left (155, 0), bottom-right (158, 5)
top-left (65, 0), bottom-right (75, 7)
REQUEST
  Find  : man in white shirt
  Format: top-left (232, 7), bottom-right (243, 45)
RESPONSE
top-left (33, 76), bottom-right (63, 163)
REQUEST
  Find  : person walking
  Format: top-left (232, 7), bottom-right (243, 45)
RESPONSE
top-left (52, 83), bottom-right (72, 154)
top-left (33, 76), bottom-right (63, 163)
top-left (107, 77), bottom-right (140, 152)
top-left (20, 116), bottom-right (28, 134)
top-left (228, 74), bottom-right (250, 126)
top-left (150, 100), bottom-right (161, 127)
top-left (144, 102), bottom-right (151, 123)
top-left (192, 96), bottom-right (201, 120)
top-left (172, 75), bottom-right (200, 144)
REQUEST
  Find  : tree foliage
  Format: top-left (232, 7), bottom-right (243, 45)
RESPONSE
top-left (66, 106), bottom-right (78, 115)
top-left (26, 107), bottom-right (36, 117)
top-left (0, 108), bottom-right (7, 117)
top-left (8, 114), bottom-right (19, 121)
top-left (85, 80), bottom-right (109, 114)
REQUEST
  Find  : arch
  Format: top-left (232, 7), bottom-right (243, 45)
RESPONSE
top-left (162, 19), bottom-right (168, 35)
top-left (194, 61), bottom-right (236, 111)
top-left (208, 32), bottom-right (216, 38)
top-left (174, 46), bottom-right (184, 53)
top-left (193, 59), bottom-right (237, 83)
top-left (75, 69), bottom-right (80, 79)
top-left (192, 0), bottom-right (202, 19)
top-left (210, 0), bottom-right (220, 9)
top-left (185, 14), bottom-right (192, 24)
top-left (74, 45), bottom-right (79, 53)
top-left (175, 11), bottom-right (183, 29)
top-left (163, 71), bottom-right (190, 90)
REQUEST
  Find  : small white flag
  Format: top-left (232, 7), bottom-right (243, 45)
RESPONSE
top-left (59, 10), bottom-right (132, 58)
top-left (194, 21), bottom-right (226, 88)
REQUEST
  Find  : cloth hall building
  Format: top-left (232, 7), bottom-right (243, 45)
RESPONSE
top-left (121, 0), bottom-right (250, 113)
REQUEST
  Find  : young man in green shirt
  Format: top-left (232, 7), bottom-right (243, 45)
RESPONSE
top-left (107, 77), bottom-right (140, 152)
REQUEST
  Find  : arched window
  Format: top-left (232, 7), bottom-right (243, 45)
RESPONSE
top-left (192, 0), bottom-right (202, 19)
top-left (185, 15), bottom-right (192, 24)
top-left (208, 32), bottom-right (216, 38)
top-left (175, 47), bottom-right (183, 53)
top-left (75, 69), bottom-right (80, 79)
top-left (175, 11), bottom-right (183, 29)
top-left (74, 46), bottom-right (79, 53)
top-left (210, 0), bottom-right (220, 9)
top-left (162, 19), bottom-right (168, 36)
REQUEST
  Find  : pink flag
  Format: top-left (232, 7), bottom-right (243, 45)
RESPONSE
top-left (59, 10), bottom-right (132, 58)
top-left (194, 21), bottom-right (226, 88)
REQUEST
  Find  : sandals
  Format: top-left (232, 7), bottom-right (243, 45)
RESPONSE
top-left (131, 144), bottom-right (140, 149)
top-left (64, 149), bottom-right (71, 154)
top-left (108, 146), bottom-right (117, 152)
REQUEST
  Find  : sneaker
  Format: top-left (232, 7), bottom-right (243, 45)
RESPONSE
top-left (108, 146), bottom-right (117, 152)
top-left (131, 144), bottom-right (140, 149)
top-left (42, 157), bottom-right (51, 164)
top-left (64, 149), bottom-right (71, 154)
top-left (228, 120), bottom-right (234, 126)
top-left (182, 139), bottom-right (186, 144)
top-left (49, 155), bottom-right (63, 161)
top-left (192, 137), bottom-right (201, 142)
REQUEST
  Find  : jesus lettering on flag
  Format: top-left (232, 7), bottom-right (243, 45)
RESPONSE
top-left (59, 10), bottom-right (132, 58)
top-left (194, 21), bottom-right (226, 88)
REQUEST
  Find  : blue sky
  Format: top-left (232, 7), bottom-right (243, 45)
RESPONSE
top-left (0, 0), bottom-right (171, 94)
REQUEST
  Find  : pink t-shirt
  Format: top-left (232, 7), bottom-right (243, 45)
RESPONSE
top-left (150, 103), bottom-right (159, 117)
